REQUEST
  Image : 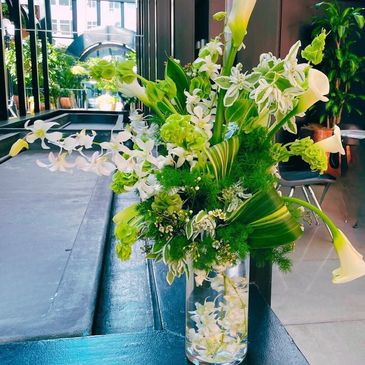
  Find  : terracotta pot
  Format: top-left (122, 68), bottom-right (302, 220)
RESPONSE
top-left (313, 127), bottom-right (333, 143)
top-left (59, 97), bottom-right (73, 109)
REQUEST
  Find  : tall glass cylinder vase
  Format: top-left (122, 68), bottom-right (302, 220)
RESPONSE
top-left (185, 258), bottom-right (250, 365)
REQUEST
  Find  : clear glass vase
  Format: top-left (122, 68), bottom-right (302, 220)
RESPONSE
top-left (185, 258), bottom-right (250, 365)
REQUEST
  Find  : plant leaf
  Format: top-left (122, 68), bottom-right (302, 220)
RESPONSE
top-left (205, 136), bottom-right (240, 180)
top-left (165, 58), bottom-right (189, 113)
top-left (225, 96), bottom-right (258, 133)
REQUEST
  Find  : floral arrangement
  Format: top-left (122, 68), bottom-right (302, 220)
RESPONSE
top-left (10, 0), bottom-right (365, 287)
top-left (9, 0), bottom-right (365, 362)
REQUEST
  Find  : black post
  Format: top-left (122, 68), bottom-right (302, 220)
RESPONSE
top-left (13, 0), bottom-right (26, 116)
top-left (120, 1), bottom-right (125, 28)
top-left (72, 0), bottom-right (78, 40)
top-left (39, 19), bottom-right (50, 110)
top-left (249, 258), bottom-right (273, 306)
top-left (28, 0), bottom-right (40, 113)
top-left (96, 0), bottom-right (101, 26)
top-left (44, 0), bottom-right (52, 44)
top-left (0, 3), bottom-right (9, 120)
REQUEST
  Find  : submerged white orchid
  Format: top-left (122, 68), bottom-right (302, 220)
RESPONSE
top-left (315, 125), bottom-right (346, 155)
top-left (25, 120), bottom-right (63, 149)
top-left (332, 230), bottom-right (365, 284)
top-left (296, 68), bottom-right (330, 114)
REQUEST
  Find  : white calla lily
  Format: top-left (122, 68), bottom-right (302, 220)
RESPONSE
top-left (332, 230), bottom-right (365, 284)
top-left (227, 0), bottom-right (257, 48)
top-left (117, 78), bottom-right (150, 106)
top-left (296, 68), bottom-right (329, 114)
top-left (315, 126), bottom-right (345, 155)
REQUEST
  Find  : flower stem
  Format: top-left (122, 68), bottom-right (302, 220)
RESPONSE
top-left (283, 196), bottom-right (338, 237)
top-left (212, 44), bottom-right (238, 145)
top-left (267, 109), bottom-right (297, 141)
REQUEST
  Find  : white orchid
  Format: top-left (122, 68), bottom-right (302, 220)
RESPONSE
top-left (315, 125), bottom-right (345, 155)
top-left (194, 270), bottom-right (208, 287)
top-left (196, 55), bottom-right (221, 79)
top-left (75, 152), bottom-right (116, 176)
top-left (166, 145), bottom-right (196, 168)
top-left (126, 174), bottom-right (160, 200)
top-left (25, 120), bottom-right (63, 149)
top-left (332, 230), bottom-right (365, 284)
top-left (190, 106), bottom-right (213, 139)
top-left (36, 152), bottom-right (74, 172)
top-left (296, 68), bottom-right (330, 114)
top-left (185, 89), bottom-right (201, 114)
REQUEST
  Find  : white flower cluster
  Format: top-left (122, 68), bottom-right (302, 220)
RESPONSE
top-left (187, 273), bottom-right (248, 363)
top-left (25, 111), bottom-right (166, 200)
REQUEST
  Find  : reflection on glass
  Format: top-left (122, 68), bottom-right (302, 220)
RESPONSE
top-left (1, 0), bottom-right (137, 115)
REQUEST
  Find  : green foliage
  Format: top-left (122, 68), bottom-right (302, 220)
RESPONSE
top-left (251, 243), bottom-right (294, 272)
top-left (5, 39), bottom-right (82, 102)
top-left (310, 1), bottom-right (365, 127)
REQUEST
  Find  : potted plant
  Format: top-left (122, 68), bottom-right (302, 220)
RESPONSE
top-left (59, 89), bottom-right (74, 109)
top-left (308, 1), bottom-right (365, 141)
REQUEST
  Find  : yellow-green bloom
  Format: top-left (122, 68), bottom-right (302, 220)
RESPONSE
top-left (9, 139), bottom-right (29, 157)
top-left (227, 0), bottom-right (257, 48)
top-left (332, 230), bottom-right (365, 284)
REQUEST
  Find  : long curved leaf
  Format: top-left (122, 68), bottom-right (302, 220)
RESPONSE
top-left (205, 136), bottom-right (240, 180)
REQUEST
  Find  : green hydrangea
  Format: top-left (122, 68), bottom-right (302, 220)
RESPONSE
top-left (115, 223), bottom-right (138, 246)
top-left (289, 137), bottom-right (328, 173)
top-left (116, 243), bottom-right (132, 261)
top-left (111, 171), bottom-right (138, 194)
top-left (301, 29), bottom-right (327, 66)
top-left (152, 192), bottom-right (183, 215)
top-left (160, 114), bottom-right (207, 152)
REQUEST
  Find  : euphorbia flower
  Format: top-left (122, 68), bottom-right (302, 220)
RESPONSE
top-left (295, 69), bottom-right (329, 114)
top-left (315, 126), bottom-right (345, 155)
top-left (332, 230), bottom-right (365, 284)
top-left (25, 120), bottom-right (63, 149)
top-left (227, 0), bottom-right (257, 48)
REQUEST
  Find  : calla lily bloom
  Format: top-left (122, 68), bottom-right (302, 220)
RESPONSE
top-left (332, 230), bottom-right (365, 284)
top-left (295, 69), bottom-right (329, 114)
top-left (315, 125), bottom-right (346, 155)
top-left (9, 139), bottom-right (29, 157)
top-left (227, 0), bottom-right (257, 48)
top-left (117, 78), bottom-right (150, 106)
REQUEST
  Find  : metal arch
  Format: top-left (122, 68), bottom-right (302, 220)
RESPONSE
top-left (80, 41), bottom-right (134, 61)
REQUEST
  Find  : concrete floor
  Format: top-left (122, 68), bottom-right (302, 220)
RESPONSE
top-left (272, 177), bottom-right (365, 365)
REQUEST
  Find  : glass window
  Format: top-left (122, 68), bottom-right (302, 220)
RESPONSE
top-left (59, 0), bottom-right (71, 6)
top-left (51, 0), bottom-right (57, 5)
top-left (87, 21), bottom-right (97, 29)
top-left (59, 20), bottom-right (72, 35)
top-left (52, 19), bottom-right (58, 32)
top-left (109, 1), bottom-right (120, 11)
top-left (87, 0), bottom-right (96, 7)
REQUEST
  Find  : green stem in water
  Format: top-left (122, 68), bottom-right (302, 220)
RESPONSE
top-left (212, 45), bottom-right (238, 145)
top-left (283, 196), bottom-right (338, 236)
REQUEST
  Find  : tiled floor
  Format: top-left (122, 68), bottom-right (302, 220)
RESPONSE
top-left (272, 175), bottom-right (365, 365)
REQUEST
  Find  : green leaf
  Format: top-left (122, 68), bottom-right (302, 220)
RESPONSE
top-left (205, 136), bottom-right (240, 180)
top-left (354, 14), bottom-right (365, 29)
top-left (227, 187), bottom-right (285, 224)
top-left (165, 58), bottom-right (189, 113)
top-left (225, 96), bottom-right (258, 133)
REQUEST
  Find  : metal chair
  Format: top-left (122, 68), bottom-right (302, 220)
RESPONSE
top-left (278, 165), bottom-right (336, 237)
